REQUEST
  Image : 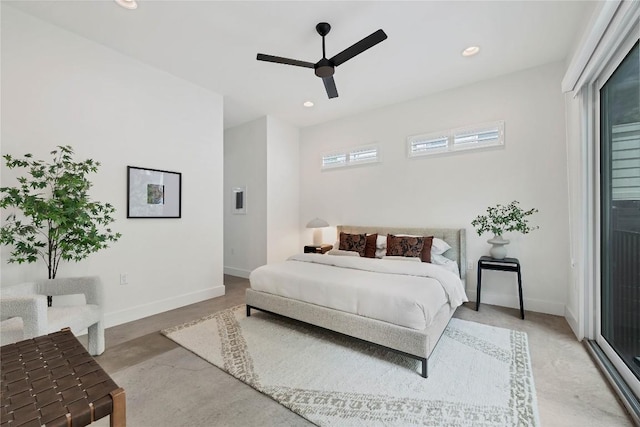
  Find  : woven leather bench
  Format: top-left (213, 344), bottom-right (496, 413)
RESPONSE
top-left (0, 328), bottom-right (125, 427)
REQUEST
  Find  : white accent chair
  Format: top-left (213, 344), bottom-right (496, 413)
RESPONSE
top-left (0, 276), bottom-right (105, 355)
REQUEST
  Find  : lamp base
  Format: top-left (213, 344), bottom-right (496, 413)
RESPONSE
top-left (312, 229), bottom-right (323, 246)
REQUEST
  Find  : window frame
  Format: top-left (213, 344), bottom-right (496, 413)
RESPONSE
top-left (407, 120), bottom-right (505, 158)
top-left (322, 144), bottom-right (380, 170)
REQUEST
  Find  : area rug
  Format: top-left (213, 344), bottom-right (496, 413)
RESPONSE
top-left (161, 305), bottom-right (539, 426)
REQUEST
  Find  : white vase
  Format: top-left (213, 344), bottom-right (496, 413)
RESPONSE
top-left (487, 234), bottom-right (510, 259)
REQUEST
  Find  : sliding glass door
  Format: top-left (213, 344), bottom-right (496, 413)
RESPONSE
top-left (599, 40), bottom-right (639, 396)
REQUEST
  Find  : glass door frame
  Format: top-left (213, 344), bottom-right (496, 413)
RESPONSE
top-left (594, 31), bottom-right (640, 399)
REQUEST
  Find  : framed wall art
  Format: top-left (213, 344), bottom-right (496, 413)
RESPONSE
top-left (127, 166), bottom-right (182, 218)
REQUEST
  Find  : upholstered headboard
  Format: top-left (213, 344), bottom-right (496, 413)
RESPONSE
top-left (336, 225), bottom-right (467, 286)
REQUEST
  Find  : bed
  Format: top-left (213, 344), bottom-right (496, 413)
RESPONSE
top-left (246, 225), bottom-right (467, 377)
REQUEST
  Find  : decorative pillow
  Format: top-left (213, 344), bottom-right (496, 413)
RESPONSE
top-left (346, 232), bottom-right (448, 260)
top-left (421, 236), bottom-right (434, 263)
top-left (432, 237), bottom-right (452, 255)
top-left (364, 233), bottom-right (378, 258)
top-left (327, 249), bottom-right (361, 257)
top-left (386, 234), bottom-right (425, 258)
top-left (390, 234), bottom-right (434, 262)
top-left (339, 232), bottom-right (367, 256)
top-left (382, 256), bottom-right (421, 262)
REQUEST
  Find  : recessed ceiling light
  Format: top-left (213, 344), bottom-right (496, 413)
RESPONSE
top-left (115, 0), bottom-right (138, 10)
top-left (303, 101), bottom-right (314, 108)
top-left (462, 46), bottom-right (480, 57)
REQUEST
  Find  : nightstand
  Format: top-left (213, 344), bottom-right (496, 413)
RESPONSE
top-left (476, 256), bottom-right (524, 319)
top-left (304, 244), bottom-right (333, 254)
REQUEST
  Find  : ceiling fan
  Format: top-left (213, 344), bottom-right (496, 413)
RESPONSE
top-left (257, 22), bottom-right (388, 99)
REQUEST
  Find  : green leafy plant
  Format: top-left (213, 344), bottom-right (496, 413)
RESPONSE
top-left (471, 201), bottom-right (538, 237)
top-left (0, 145), bottom-right (121, 279)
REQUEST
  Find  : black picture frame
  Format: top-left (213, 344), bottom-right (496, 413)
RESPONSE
top-left (127, 166), bottom-right (182, 218)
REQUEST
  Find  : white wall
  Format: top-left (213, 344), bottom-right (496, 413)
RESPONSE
top-left (300, 61), bottom-right (571, 316)
top-left (563, 92), bottom-right (585, 338)
top-left (266, 116), bottom-right (300, 264)
top-left (224, 115), bottom-right (300, 276)
top-left (223, 117), bottom-right (268, 277)
top-left (1, 6), bottom-right (225, 327)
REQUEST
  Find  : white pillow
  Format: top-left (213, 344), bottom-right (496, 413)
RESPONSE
top-left (327, 249), bottom-right (360, 257)
top-left (431, 253), bottom-right (451, 265)
top-left (382, 255), bottom-right (421, 262)
top-left (431, 254), bottom-right (460, 276)
top-left (431, 238), bottom-right (451, 255)
top-left (376, 234), bottom-right (387, 248)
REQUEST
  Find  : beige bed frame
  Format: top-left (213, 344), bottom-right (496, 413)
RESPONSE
top-left (246, 225), bottom-right (466, 377)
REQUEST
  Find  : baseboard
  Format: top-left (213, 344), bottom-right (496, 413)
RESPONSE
top-left (104, 285), bottom-right (225, 328)
top-left (466, 289), bottom-right (565, 316)
top-left (224, 266), bottom-right (251, 279)
top-left (564, 305), bottom-right (581, 340)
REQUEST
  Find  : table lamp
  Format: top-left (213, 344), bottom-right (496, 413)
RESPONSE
top-left (306, 218), bottom-right (329, 246)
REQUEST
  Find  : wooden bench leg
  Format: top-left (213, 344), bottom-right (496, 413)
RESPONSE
top-left (110, 388), bottom-right (126, 427)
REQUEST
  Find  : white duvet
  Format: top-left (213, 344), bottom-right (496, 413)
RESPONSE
top-left (249, 253), bottom-right (468, 330)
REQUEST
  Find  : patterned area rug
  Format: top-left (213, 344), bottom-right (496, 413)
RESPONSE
top-left (162, 305), bottom-right (539, 426)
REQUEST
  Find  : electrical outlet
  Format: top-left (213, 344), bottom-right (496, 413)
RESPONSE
top-left (120, 273), bottom-right (128, 286)
top-left (467, 261), bottom-right (473, 271)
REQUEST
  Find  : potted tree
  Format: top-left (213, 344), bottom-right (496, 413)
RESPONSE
top-left (471, 201), bottom-right (538, 259)
top-left (0, 146), bottom-right (121, 304)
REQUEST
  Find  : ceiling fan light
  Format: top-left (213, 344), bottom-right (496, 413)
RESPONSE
top-left (462, 46), bottom-right (480, 57)
top-left (115, 0), bottom-right (138, 10)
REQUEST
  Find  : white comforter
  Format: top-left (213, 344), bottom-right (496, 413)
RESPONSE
top-left (249, 253), bottom-right (468, 330)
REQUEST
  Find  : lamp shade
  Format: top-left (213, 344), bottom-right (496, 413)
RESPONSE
top-left (306, 218), bottom-right (329, 228)
top-left (115, 0), bottom-right (138, 9)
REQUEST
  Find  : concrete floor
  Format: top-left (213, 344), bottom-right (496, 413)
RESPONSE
top-left (90, 276), bottom-right (633, 426)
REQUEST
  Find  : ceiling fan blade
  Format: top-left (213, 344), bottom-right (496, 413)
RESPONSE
top-left (256, 53), bottom-right (315, 68)
top-left (329, 29), bottom-right (387, 67)
top-left (323, 76), bottom-right (338, 99)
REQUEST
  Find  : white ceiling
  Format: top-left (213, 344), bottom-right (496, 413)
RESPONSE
top-left (5, 1), bottom-right (596, 129)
